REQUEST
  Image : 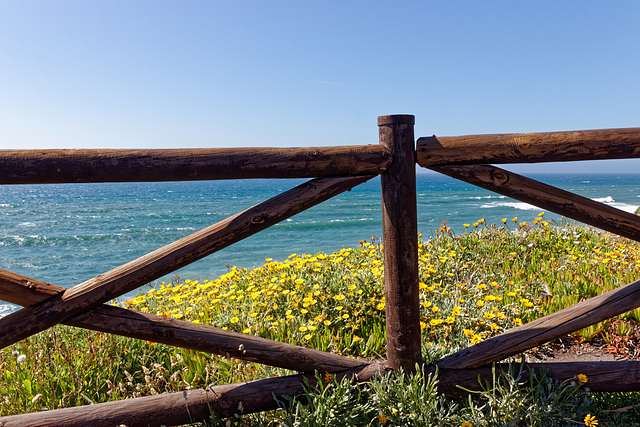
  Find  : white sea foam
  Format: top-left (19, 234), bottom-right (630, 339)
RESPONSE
top-left (594, 196), bottom-right (615, 203)
top-left (481, 196), bottom-right (638, 214)
top-left (480, 201), bottom-right (540, 211)
top-left (593, 196), bottom-right (637, 213)
top-left (0, 304), bottom-right (17, 318)
top-left (472, 195), bottom-right (505, 200)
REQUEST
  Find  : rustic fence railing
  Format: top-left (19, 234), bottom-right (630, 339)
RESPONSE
top-left (1, 117), bottom-right (640, 426)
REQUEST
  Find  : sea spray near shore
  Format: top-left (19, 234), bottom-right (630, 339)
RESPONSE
top-left (1, 173), bottom-right (640, 316)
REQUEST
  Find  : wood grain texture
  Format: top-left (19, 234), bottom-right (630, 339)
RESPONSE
top-left (417, 127), bottom-right (640, 166)
top-left (436, 278), bottom-right (640, 369)
top-left (0, 269), bottom-right (367, 373)
top-left (0, 363), bottom-right (389, 427)
top-left (378, 115), bottom-right (421, 371)
top-left (0, 145), bottom-right (390, 184)
top-left (0, 175), bottom-right (372, 349)
top-left (431, 361), bottom-right (640, 394)
top-left (430, 164), bottom-right (640, 242)
top-left (2, 360), bottom-right (636, 426)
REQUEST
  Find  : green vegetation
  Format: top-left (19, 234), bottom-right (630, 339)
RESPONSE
top-left (2, 214), bottom-right (640, 425)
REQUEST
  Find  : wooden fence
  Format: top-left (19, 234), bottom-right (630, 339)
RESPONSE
top-left (1, 116), bottom-right (640, 426)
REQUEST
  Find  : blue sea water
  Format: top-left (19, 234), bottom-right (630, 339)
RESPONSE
top-left (1, 172), bottom-right (640, 316)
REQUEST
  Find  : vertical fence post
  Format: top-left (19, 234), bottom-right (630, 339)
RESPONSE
top-left (378, 114), bottom-right (421, 371)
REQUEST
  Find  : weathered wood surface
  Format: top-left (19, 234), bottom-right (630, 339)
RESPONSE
top-left (430, 361), bottom-right (640, 394)
top-left (0, 175), bottom-right (372, 349)
top-left (430, 164), bottom-right (640, 242)
top-left (0, 363), bottom-right (389, 427)
top-left (378, 115), bottom-right (421, 371)
top-left (0, 269), bottom-right (368, 373)
top-left (1, 359), bottom-right (636, 427)
top-left (417, 127), bottom-right (640, 166)
top-left (0, 145), bottom-right (390, 184)
top-left (436, 277), bottom-right (640, 369)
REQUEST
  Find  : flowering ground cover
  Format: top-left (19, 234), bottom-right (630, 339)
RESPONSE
top-left (2, 214), bottom-right (640, 425)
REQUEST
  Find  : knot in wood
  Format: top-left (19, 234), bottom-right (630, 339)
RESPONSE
top-left (251, 216), bottom-right (265, 224)
top-left (492, 171), bottom-right (509, 185)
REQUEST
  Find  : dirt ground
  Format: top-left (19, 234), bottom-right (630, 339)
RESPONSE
top-left (527, 335), bottom-right (640, 363)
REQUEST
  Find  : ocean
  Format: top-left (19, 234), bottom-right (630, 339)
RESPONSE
top-left (1, 172), bottom-right (639, 316)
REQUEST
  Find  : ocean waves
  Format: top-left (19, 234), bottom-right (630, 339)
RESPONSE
top-left (1, 174), bottom-right (639, 310)
top-left (480, 196), bottom-right (638, 213)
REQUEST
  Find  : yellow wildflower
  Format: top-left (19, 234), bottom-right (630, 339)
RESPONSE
top-left (584, 414), bottom-right (598, 426)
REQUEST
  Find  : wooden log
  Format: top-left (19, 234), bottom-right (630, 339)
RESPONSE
top-left (0, 145), bottom-right (390, 184)
top-left (1, 360), bottom-right (635, 427)
top-left (436, 277), bottom-right (640, 369)
top-left (0, 363), bottom-right (389, 427)
top-left (0, 269), bottom-right (368, 373)
top-left (0, 269), bottom-right (60, 307)
top-left (430, 164), bottom-right (640, 242)
top-left (417, 127), bottom-right (640, 167)
top-left (0, 175), bottom-right (373, 349)
top-left (431, 361), bottom-right (640, 394)
top-left (378, 115), bottom-right (421, 371)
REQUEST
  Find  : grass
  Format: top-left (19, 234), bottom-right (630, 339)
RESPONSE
top-left (2, 214), bottom-right (640, 425)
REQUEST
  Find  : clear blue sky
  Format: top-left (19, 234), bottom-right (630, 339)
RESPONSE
top-left (1, 1), bottom-right (638, 172)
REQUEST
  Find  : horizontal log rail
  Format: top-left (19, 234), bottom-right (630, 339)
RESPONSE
top-left (430, 164), bottom-right (640, 242)
top-left (0, 363), bottom-right (389, 427)
top-left (1, 359), bottom-right (636, 426)
top-left (436, 277), bottom-right (640, 369)
top-left (0, 269), bottom-right (368, 373)
top-left (429, 361), bottom-right (640, 394)
top-left (4, 120), bottom-right (640, 425)
top-left (0, 145), bottom-right (390, 184)
top-left (0, 175), bottom-right (372, 350)
top-left (417, 127), bottom-right (640, 166)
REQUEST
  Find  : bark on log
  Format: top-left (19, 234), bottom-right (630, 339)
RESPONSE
top-left (0, 146), bottom-right (390, 184)
top-left (0, 269), bottom-right (368, 373)
top-left (430, 164), bottom-right (640, 242)
top-left (431, 361), bottom-right (640, 394)
top-left (417, 127), bottom-right (640, 166)
top-left (436, 277), bottom-right (640, 369)
top-left (378, 115), bottom-right (421, 371)
top-left (1, 359), bottom-right (636, 426)
top-left (0, 175), bottom-right (372, 349)
top-left (0, 363), bottom-right (389, 427)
